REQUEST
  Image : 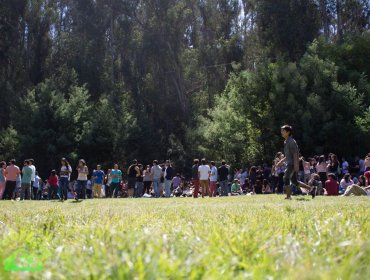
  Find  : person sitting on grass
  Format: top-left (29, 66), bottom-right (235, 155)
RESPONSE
top-left (339, 173), bottom-right (354, 194)
top-left (172, 173), bottom-right (182, 193)
top-left (231, 179), bottom-right (242, 195)
top-left (341, 173), bottom-right (369, 196)
top-left (358, 175), bottom-right (367, 188)
top-left (254, 180), bottom-right (263, 194)
top-left (173, 185), bottom-right (183, 197)
top-left (262, 179), bottom-right (272, 194)
top-left (308, 174), bottom-right (323, 196)
top-left (324, 173), bottom-right (339, 196)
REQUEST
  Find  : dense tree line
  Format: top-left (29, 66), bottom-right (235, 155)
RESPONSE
top-left (0, 0), bottom-right (369, 176)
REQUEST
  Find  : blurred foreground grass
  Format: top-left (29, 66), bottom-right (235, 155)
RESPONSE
top-left (0, 196), bottom-right (369, 279)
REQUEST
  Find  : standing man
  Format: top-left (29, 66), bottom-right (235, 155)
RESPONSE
top-left (209, 161), bottom-right (218, 197)
top-left (218, 160), bottom-right (229, 196)
top-left (110, 164), bottom-right (122, 198)
top-left (192, 159), bottom-right (200, 198)
top-left (20, 160), bottom-right (33, 200)
top-left (277, 125), bottom-right (314, 199)
top-left (127, 160), bottom-right (140, 198)
top-left (198, 158), bottom-right (211, 198)
top-left (164, 160), bottom-right (174, 197)
top-left (3, 159), bottom-right (20, 200)
top-left (29, 159), bottom-right (36, 199)
top-left (151, 160), bottom-right (163, 198)
top-left (92, 164), bottom-right (105, 198)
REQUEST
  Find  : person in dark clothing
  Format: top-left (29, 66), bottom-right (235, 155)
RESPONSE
top-left (127, 159), bottom-right (139, 198)
top-left (192, 159), bottom-right (200, 198)
top-left (276, 125), bottom-right (314, 200)
top-left (164, 160), bottom-right (174, 197)
top-left (254, 180), bottom-right (263, 194)
top-left (135, 164), bottom-right (144, 198)
top-left (218, 160), bottom-right (229, 196)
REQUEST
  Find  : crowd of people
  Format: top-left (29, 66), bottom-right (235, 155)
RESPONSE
top-left (0, 125), bottom-right (369, 201)
top-left (0, 153), bottom-right (369, 201)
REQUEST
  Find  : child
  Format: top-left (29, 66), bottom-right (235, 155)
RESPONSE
top-left (262, 179), bottom-right (272, 194)
top-left (48, 170), bottom-right (59, 200)
top-left (42, 180), bottom-right (49, 200)
top-left (172, 173), bottom-right (181, 191)
top-left (231, 179), bottom-right (242, 195)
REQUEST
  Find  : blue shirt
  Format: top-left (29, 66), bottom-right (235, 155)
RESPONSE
top-left (21, 166), bottom-right (33, 184)
top-left (111, 169), bottom-right (122, 183)
top-left (93, 170), bottom-right (105, 184)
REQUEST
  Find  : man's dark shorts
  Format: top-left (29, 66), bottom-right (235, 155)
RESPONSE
top-left (127, 177), bottom-right (136, 189)
top-left (283, 165), bottom-right (299, 186)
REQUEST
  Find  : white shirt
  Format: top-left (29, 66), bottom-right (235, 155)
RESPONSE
top-left (210, 166), bottom-right (218, 182)
top-left (151, 165), bottom-right (162, 180)
top-left (198, 165), bottom-right (210, 180)
top-left (77, 166), bottom-right (88, 181)
top-left (61, 165), bottom-right (72, 180)
top-left (29, 165), bottom-right (36, 181)
top-left (33, 175), bottom-right (40, 188)
top-left (240, 171), bottom-right (248, 185)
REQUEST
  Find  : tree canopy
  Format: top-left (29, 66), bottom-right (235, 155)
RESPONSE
top-left (0, 0), bottom-right (369, 176)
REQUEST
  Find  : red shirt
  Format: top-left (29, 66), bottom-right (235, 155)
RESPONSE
top-left (48, 175), bottom-right (59, 186)
top-left (325, 179), bottom-right (339, 196)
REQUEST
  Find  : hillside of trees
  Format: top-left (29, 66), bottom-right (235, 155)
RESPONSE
top-left (1, 0), bottom-right (369, 175)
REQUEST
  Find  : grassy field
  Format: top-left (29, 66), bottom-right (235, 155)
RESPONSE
top-left (0, 196), bottom-right (369, 280)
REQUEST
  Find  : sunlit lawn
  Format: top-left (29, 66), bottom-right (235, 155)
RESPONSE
top-left (0, 196), bottom-right (369, 279)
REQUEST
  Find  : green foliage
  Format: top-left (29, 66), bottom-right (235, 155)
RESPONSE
top-left (196, 38), bottom-right (370, 164)
top-left (356, 106), bottom-right (370, 135)
top-left (256, 0), bottom-right (320, 60)
top-left (11, 78), bottom-right (92, 175)
top-left (0, 126), bottom-right (20, 161)
top-left (80, 93), bottom-right (139, 168)
top-left (0, 1), bottom-right (369, 173)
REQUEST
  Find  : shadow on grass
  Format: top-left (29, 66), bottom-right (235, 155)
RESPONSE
top-left (294, 196), bottom-right (311, 201)
top-left (70, 200), bottom-right (83, 203)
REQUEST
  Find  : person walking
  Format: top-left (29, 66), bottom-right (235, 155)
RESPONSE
top-left (277, 125), bottom-right (314, 200)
